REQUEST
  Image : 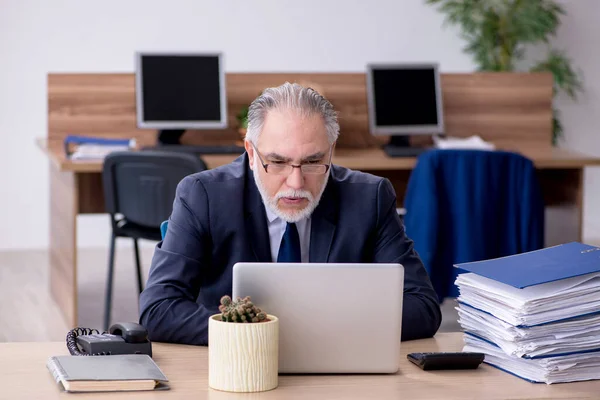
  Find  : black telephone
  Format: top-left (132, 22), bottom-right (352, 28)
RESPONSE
top-left (66, 322), bottom-right (152, 357)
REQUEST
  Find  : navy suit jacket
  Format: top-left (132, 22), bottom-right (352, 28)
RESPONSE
top-left (139, 153), bottom-right (441, 345)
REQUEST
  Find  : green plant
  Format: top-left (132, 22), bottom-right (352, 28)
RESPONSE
top-left (236, 106), bottom-right (249, 130)
top-left (426, 0), bottom-right (583, 145)
top-left (218, 295), bottom-right (268, 323)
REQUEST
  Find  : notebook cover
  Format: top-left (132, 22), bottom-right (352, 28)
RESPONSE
top-left (454, 242), bottom-right (600, 289)
top-left (46, 354), bottom-right (169, 391)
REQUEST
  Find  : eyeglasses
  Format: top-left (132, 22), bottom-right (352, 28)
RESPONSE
top-left (252, 143), bottom-right (333, 175)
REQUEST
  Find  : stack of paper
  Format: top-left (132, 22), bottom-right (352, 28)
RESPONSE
top-left (64, 135), bottom-right (136, 160)
top-left (71, 144), bottom-right (132, 160)
top-left (454, 242), bottom-right (600, 384)
top-left (433, 135), bottom-right (495, 150)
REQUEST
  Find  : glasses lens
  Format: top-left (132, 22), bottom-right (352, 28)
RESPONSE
top-left (266, 164), bottom-right (328, 175)
top-left (267, 164), bottom-right (292, 175)
top-left (301, 165), bottom-right (327, 174)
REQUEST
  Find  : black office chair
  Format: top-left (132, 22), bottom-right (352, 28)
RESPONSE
top-left (102, 151), bottom-right (207, 330)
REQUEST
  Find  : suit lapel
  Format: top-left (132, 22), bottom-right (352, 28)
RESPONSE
top-left (244, 161), bottom-right (272, 262)
top-left (309, 178), bottom-right (338, 263)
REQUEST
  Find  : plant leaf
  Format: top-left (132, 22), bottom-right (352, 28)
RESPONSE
top-left (552, 107), bottom-right (563, 145)
top-left (530, 48), bottom-right (583, 100)
top-left (507, 0), bottom-right (565, 44)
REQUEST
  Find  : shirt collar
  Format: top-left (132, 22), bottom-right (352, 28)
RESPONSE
top-left (264, 203), bottom-right (279, 224)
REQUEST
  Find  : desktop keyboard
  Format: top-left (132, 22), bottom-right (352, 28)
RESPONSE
top-left (142, 144), bottom-right (246, 155)
top-left (383, 145), bottom-right (426, 158)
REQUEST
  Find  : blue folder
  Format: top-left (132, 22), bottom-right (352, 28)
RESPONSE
top-left (63, 135), bottom-right (135, 158)
top-left (454, 242), bottom-right (600, 289)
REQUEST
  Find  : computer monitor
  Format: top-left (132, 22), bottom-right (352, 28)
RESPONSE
top-left (135, 52), bottom-right (228, 146)
top-left (366, 63), bottom-right (444, 157)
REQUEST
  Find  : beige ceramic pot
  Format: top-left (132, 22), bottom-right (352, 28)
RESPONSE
top-left (208, 314), bottom-right (279, 393)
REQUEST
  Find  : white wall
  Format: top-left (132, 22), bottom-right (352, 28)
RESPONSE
top-left (553, 0), bottom-right (600, 241)
top-left (0, 0), bottom-right (598, 250)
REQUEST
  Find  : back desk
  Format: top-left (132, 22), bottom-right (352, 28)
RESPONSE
top-left (5, 332), bottom-right (600, 399)
top-left (39, 71), bottom-right (600, 328)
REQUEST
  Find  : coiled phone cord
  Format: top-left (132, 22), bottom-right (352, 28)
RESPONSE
top-left (66, 327), bottom-right (106, 356)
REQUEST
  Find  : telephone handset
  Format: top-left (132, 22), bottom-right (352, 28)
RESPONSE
top-left (66, 322), bottom-right (152, 357)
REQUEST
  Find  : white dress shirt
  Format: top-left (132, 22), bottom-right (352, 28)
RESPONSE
top-left (264, 205), bottom-right (311, 263)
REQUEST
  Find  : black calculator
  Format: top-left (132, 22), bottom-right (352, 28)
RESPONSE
top-left (407, 352), bottom-right (485, 370)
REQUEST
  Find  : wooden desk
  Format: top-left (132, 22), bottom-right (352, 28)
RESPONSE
top-left (37, 138), bottom-right (600, 328)
top-left (41, 138), bottom-right (600, 172)
top-left (4, 332), bottom-right (599, 399)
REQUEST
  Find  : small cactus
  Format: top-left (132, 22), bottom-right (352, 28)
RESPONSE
top-left (219, 295), bottom-right (268, 323)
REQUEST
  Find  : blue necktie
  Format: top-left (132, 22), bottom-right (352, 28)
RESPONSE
top-left (277, 223), bottom-right (301, 262)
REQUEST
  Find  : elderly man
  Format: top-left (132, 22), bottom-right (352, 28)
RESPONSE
top-left (139, 82), bottom-right (441, 345)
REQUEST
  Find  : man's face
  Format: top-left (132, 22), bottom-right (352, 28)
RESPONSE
top-left (245, 109), bottom-right (332, 223)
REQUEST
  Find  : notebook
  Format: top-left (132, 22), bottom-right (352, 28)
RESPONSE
top-left (46, 354), bottom-right (169, 392)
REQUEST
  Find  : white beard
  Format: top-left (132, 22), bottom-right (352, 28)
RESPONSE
top-left (252, 156), bottom-right (329, 223)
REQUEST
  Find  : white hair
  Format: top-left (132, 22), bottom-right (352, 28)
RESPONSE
top-left (245, 82), bottom-right (340, 145)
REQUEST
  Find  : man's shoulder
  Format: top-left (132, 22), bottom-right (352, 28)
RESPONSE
top-left (329, 164), bottom-right (396, 204)
top-left (176, 155), bottom-right (247, 200)
top-left (330, 164), bottom-right (386, 187)
top-left (183, 155), bottom-right (246, 185)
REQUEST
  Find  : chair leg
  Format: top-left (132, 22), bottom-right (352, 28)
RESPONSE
top-left (104, 233), bottom-right (117, 331)
top-left (133, 238), bottom-right (143, 294)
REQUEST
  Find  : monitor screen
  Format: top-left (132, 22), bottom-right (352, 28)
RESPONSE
top-left (366, 64), bottom-right (444, 135)
top-left (135, 52), bottom-right (227, 129)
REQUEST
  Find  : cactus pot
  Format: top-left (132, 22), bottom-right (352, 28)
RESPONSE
top-left (208, 314), bottom-right (279, 392)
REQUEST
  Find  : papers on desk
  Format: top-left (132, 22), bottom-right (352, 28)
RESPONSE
top-left (456, 272), bottom-right (600, 327)
top-left (455, 242), bottom-right (600, 384)
top-left (70, 144), bottom-right (132, 160)
top-left (463, 334), bottom-right (600, 384)
top-left (65, 135), bottom-right (135, 160)
top-left (433, 135), bottom-right (495, 150)
top-left (458, 303), bottom-right (600, 358)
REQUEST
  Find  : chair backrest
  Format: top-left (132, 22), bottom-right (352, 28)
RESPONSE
top-left (103, 151), bottom-right (207, 228)
top-left (403, 149), bottom-right (545, 301)
top-left (160, 220), bottom-right (168, 240)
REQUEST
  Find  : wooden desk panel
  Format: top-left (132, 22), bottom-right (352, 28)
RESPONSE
top-left (3, 333), bottom-right (599, 399)
top-left (78, 173), bottom-right (105, 214)
top-left (37, 138), bottom-right (600, 173)
top-left (48, 163), bottom-right (78, 326)
top-left (48, 72), bottom-right (553, 150)
top-left (37, 137), bottom-right (600, 212)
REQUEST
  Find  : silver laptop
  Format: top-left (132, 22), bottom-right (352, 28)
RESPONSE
top-left (232, 262), bottom-right (404, 374)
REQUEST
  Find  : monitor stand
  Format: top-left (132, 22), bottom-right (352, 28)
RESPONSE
top-left (157, 129), bottom-right (186, 145)
top-left (143, 129), bottom-right (246, 155)
top-left (383, 135), bottom-right (426, 158)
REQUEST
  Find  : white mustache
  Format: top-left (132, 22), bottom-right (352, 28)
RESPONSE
top-left (275, 190), bottom-right (313, 201)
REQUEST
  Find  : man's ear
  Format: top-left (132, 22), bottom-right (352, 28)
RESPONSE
top-left (245, 140), bottom-right (255, 170)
